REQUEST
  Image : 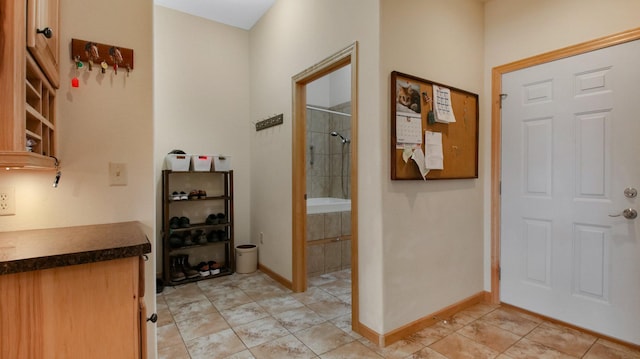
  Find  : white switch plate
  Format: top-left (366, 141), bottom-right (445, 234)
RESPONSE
top-left (109, 162), bottom-right (128, 186)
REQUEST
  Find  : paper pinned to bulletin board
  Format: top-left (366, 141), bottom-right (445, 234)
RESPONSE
top-left (390, 71), bottom-right (479, 180)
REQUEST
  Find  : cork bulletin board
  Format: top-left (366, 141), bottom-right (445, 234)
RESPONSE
top-left (391, 71), bottom-right (479, 180)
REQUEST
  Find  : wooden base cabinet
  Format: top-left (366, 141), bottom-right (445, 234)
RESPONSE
top-left (0, 256), bottom-right (146, 359)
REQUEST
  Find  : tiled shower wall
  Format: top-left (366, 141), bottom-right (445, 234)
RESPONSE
top-left (306, 102), bottom-right (352, 199)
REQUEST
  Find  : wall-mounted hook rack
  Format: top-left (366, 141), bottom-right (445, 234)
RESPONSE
top-left (71, 38), bottom-right (134, 72)
top-left (255, 114), bottom-right (284, 131)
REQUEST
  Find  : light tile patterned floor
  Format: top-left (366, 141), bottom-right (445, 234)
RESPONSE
top-left (156, 269), bottom-right (640, 359)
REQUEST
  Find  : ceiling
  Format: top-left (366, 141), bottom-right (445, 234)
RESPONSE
top-left (154, 0), bottom-right (276, 30)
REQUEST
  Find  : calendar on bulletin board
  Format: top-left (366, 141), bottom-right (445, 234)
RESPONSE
top-left (390, 71), bottom-right (479, 180)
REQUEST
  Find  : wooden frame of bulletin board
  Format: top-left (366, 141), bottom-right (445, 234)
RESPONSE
top-left (391, 71), bottom-right (479, 180)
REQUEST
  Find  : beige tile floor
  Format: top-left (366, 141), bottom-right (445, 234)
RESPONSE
top-left (156, 269), bottom-right (640, 359)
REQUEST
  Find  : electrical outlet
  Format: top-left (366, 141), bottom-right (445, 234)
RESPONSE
top-left (0, 187), bottom-right (16, 216)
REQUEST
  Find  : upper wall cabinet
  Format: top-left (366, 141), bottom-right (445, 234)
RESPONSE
top-left (0, 0), bottom-right (58, 169)
top-left (27, 0), bottom-right (60, 88)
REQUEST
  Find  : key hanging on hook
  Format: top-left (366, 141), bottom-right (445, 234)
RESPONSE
top-left (109, 47), bottom-right (123, 75)
top-left (74, 56), bottom-right (83, 69)
top-left (72, 56), bottom-right (82, 87)
top-left (84, 42), bottom-right (99, 71)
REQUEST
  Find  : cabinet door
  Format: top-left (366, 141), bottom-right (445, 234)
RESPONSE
top-left (44, 257), bottom-right (141, 358)
top-left (0, 258), bottom-right (141, 359)
top-left (27, 0), bottom-right (60, 88)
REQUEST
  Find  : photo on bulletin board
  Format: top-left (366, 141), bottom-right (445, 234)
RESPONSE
top-left (396, 79), bottom-right (422, 115)
top-left (390, 71), bottom-right (479, 180)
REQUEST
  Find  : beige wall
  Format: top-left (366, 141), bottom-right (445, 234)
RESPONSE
top-left (380, 0), bottom-right (485, 331)
top-left (482, 0), bottom-right (640, 289)
top-left (153, 6), bottom-right (251, 273)
top-left (249, 0), bottom-right (384, 331)
top-left (0, 0), bottom-right (156, 356)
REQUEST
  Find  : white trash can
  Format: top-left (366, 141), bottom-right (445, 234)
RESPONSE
top-left (236, 244), bottom-right (257, 274)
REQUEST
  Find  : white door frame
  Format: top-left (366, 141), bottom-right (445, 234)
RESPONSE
top-left (490, 27), bottom-right (640, 304)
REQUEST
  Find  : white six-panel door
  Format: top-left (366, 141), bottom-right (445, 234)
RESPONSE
top-left (501, 39), bottom-right (640, 344)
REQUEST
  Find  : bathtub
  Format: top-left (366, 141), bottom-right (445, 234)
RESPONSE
top-left (307, 197), bottom-right (351, 214)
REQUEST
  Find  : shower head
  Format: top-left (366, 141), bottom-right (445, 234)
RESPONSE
top-left (330, 131), bottom-right (351, 144)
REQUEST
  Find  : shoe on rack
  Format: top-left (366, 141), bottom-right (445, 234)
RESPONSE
top-left (194, 229), bottom-right (207, 244)
top-left (216, 213), bottom-right (226, 223)
top-left (188, 190), bottom-right (199, 200)
top-left (206, 214), bottom-right (218, 225)
top-left (170, 256), bottom-right (186, 282)
top-left (169, 216), bottom-right (180, 229)
top-left (171, 191), bottom-right (181, 201)
top-left (179, 255), bottom-right (200, 279)
top-left (206, 230), bottom-right (218, 242)
top-left (198, 190), bottom-right (207, 199)
top-left (179, 216), bottom-right (190, 228)
top-left (183, 233), bottom-right (194, 246)
top-left (179, 191), bottom-right (188, 200)
top-left (197, 262), bottom-right (210, 276)
top-left (208, 261), bottom-right (221, 275)
top-left (169, 234), bottom-right (183, 248)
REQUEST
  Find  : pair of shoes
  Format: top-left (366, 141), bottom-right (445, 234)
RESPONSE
top-left (171, 191), bottom-right (188, 200)
top-left (188, 189), bottom-right (207, 200)
top-left (207, 230), bottom-right (226, 242)
top-left (170, 255), bottom-right (185, 282)
top-left (170, 216), bottom-right (190, 229)
top-left (170, 254), bottom-right (199, 281)
top-left (205, 213), bottom-right (226, 224)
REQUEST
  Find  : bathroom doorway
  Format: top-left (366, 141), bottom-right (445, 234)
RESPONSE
top-left (305, 65), bottom-right (352, 278)
top-left (291, 43), bottom-right (359, 332)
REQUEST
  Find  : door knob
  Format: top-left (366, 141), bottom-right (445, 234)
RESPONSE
top-left (609, 208), bottom-right (638, 219)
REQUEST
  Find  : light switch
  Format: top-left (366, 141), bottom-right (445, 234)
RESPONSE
top-left (109, 162), bottom-right (128, 186)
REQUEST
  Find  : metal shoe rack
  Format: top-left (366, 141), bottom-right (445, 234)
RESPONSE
top-left (161, 170), bottom-right (234, 285)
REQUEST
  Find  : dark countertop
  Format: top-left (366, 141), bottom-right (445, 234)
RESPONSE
top-left (0, 221), bottom-right (151, 275)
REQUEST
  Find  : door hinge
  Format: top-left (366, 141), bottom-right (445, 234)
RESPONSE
top-left (499, 181), bottom-right (502, 195)
top-left (498, 266), bottom-right (501, 280)
top-left (499, 93), bottom-right (508, 109)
